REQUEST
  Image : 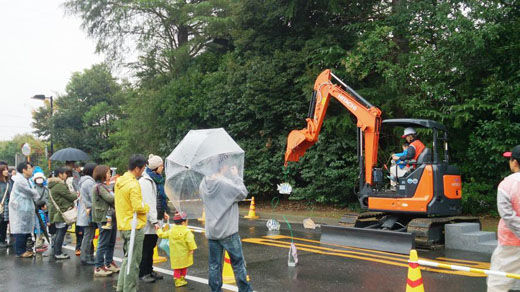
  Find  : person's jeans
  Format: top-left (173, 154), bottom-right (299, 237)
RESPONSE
top-left (117, 229), bottom-right (145, 292)
top-left (0, 218), bottom-right (8, 243)
top-left (139, 234), bottom-right (158, 277)
top-left (75, 225), bottom-right (84, 251)
top-left (95, 221), bottom-right (117, 268)
top-left (208, 233), bottom-right (252, 292)
top-left (53, 226), bottom-right (68, 256)
top-left (13, 234), bottom-right (30, 255)
top-left (80, 225), bottom-right (96, 262)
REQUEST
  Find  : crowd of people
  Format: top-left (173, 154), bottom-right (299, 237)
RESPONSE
top-left (0, 153), bottom-right (253, 292)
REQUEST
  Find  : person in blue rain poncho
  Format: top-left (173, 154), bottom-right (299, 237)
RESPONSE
top-left (8, 162), bottom-right (38, 258)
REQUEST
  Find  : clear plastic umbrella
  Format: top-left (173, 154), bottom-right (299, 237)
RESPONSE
top-left (165, 128), bottom-right (244, 219)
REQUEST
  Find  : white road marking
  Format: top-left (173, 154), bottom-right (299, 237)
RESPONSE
top-left (188, 225), bottom-right (205, 233)
top-left (63, 245), bottom-right (239, 291)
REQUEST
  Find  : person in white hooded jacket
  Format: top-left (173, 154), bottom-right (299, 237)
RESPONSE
top-left (138, 154), bottom-right (168, 283)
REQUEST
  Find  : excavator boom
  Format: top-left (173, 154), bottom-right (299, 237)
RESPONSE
top-left (285, 69), bottom-right (382, 186)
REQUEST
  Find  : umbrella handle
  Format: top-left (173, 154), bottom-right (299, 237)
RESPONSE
top-left (126, 212), bottom-right (138, 275)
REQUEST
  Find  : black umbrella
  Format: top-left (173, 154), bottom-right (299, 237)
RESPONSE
top-left (35, 209), bottom-right (50, 243)
top-left (49, 148), bottom-right (90, 162)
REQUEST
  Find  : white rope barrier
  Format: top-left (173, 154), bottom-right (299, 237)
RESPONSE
top-left (418, 259), bottom-right (520, 280)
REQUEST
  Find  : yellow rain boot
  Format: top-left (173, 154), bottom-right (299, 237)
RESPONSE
top-left (175, 278), bottom-right (187, 287)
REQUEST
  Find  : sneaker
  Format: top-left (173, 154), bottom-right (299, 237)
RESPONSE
top-left (21, 251), bottom-right (34, 258)
top-left (140, 274), bottom-right (156, 283)
top-left (151, 271), bottom-right (163, 280)
top-left (54, 253), bottom-right (70, 260)
top-left (75, 249), bottom-right (81, 256)
top-left (174, 278), bottom-right (187, 287)
top-left (94, 267), bottom-right (113, 277)
top-left (106, 262), bottom-right (120, 273)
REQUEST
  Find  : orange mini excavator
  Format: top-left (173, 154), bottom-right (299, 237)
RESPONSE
top-left (285, 69), bottom-right (478, 254)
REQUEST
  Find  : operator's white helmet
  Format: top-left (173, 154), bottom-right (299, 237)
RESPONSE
top-left (401, 127), bottom-right (417, 138)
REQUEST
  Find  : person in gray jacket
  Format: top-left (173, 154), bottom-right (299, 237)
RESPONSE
top-left (77, 163), bottom-right (97, 265)
top-left (199, 159), bottom-right (252, 292)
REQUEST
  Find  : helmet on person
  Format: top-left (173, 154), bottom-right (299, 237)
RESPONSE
top-left (401, 127), bottom-right (417, 138)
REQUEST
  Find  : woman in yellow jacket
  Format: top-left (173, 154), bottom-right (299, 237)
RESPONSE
top-left (157, 211), bottom-right (197, 287)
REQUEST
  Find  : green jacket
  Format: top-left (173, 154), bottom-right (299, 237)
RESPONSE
top-left (48, 178), bottom-right (77, 223)
top-left (91, 183), bottom-right (114, 223)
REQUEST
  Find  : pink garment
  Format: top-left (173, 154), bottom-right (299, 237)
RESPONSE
top-left (497, 172), bottom-right (520, 246)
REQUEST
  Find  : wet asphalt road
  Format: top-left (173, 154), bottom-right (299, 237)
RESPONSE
top-left (0, 218), bottom-right (490, 292)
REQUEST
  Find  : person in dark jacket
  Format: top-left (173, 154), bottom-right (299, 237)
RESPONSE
top-left (91, 165), bottom-right (119, 277)
top-left (65, 163), bottom-right (82, 256)
top-left (48, 167), bottom-right (77, 260)
top-left (0, 163), bottom-right (12, 248)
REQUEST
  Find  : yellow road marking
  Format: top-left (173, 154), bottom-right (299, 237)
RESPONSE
top-left (242, 235), bottom-right (490, 277)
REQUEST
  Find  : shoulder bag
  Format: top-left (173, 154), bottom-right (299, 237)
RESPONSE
top-left (0, 183), bottom-right (9, 215)
top-left (48, 188), bottom-right (77, 225)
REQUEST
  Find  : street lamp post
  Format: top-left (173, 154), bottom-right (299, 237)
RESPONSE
top-left (32, 94), bottom-right (53, 170)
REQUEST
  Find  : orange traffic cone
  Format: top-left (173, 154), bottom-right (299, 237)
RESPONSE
top-left (222, 251), bottom-right (235, 284)
top-left (153, 245), bottom-right (167, 263)
top-left (198, 209), bottom-right (206, 222)
top-left (406, 249), bottom-right (425, 292)
top-left (222, 251), bottom-right (251, 284)
top-left (244, 197), bottom-right (259, 219)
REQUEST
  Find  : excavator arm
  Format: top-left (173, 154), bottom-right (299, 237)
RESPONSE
top-left (285, 69), bottom-right (382, 186)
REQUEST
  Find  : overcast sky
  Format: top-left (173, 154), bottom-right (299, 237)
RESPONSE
top-left (0, 0), bottom-right (104, 141)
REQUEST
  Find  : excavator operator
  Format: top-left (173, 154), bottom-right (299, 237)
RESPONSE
top-left (392, 127), bottom-right (425, 164)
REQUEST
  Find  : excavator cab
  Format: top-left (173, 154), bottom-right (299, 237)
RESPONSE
top-left (361, 119), bottom-right (463, 217)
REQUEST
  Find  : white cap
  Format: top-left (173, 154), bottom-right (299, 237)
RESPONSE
top-left (33, 172), bottom-right (46, 180)
top-left (402, 127), bottom-right (417, 138)
top-left (148, 154), bottom-right (163, 170)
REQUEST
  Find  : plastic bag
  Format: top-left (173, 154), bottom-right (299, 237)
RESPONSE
top-left (159, 238), bottom-right (170, 257)
top-left (277, 183), bottom-right (292, 194)
top-left (266, 219), bottom-right (280, 231)
top-left (288, 242), bottom-right (298, 266)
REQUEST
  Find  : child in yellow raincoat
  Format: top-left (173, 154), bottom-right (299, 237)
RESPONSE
top-left (157, 211), bottom-right (197, 287)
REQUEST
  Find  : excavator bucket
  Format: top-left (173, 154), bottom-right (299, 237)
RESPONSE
top-left (320, 225), bottom-right (415, 254)
top-left (285, 129), bottom-right (316, 165)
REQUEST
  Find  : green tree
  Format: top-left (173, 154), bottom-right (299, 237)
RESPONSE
top-left (32, 64), bottom-right (123, 162)
top-left (0, 134), bottom-right (47, 167)
top-left (62, 0), bottom-right (520, 214)
top-left (64, 0), bottom-right (234, 77)
top-left (342, 0), bottom-right (520, 213)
